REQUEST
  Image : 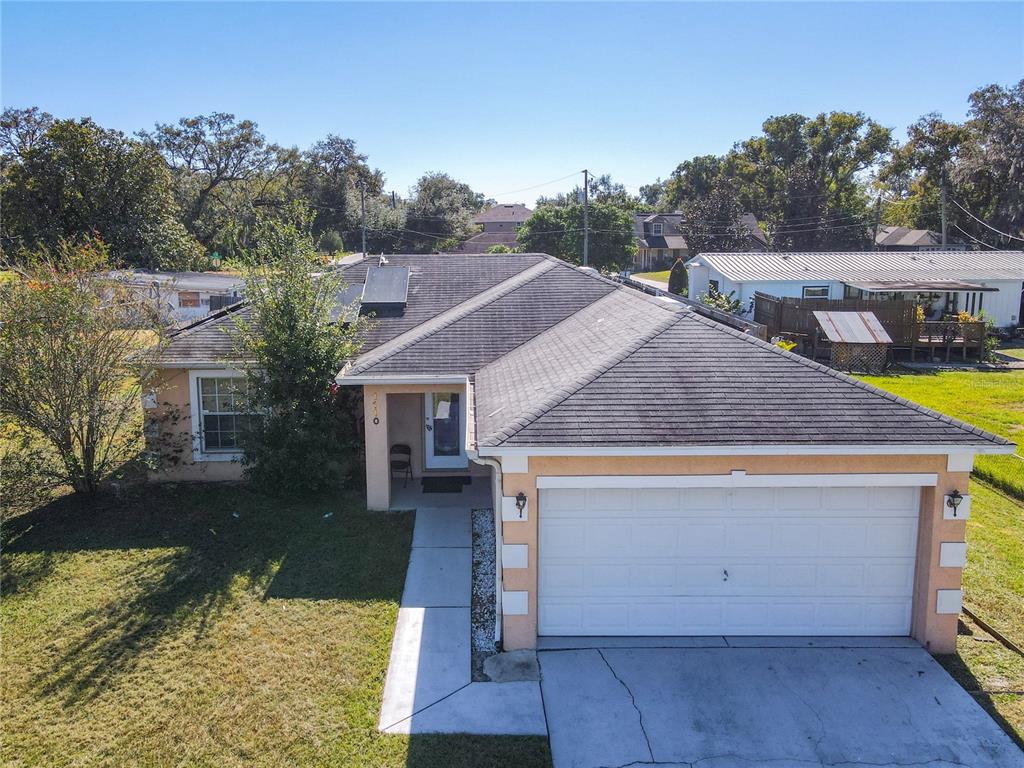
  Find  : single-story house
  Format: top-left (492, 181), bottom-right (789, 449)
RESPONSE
top-left (108, 270), bottom-right (245, 323)
top-left (458, 203), bottom-right (532, 253)
top-left (687, 249), bottom-right (1024, 330)
top-left (149, 251), bottom-right (1014, 653)
top-left (875, 225), bottom-right (967, 252)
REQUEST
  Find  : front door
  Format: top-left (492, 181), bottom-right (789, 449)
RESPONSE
top-left (424, 392), bottom-right (467, 469)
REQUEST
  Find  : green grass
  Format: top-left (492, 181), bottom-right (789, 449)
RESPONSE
top-left (997, 345), bottom-right (1024, 361)
top-left (858, 370), bottom-right (1024, 499)
top-left (1, 486), bottom-right (551, 767)
top-left (936, 481), bottom-right (1024, 748)
top-left (631, 270), bottom-right (671, 283)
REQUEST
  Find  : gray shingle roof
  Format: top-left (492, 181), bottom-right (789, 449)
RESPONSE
top-left (158, 250), bottom-right (1012, 452)
top-left (159, 252), bottom-right (545, 366)
top-left (349, 261), bottom-right (617, 377)
top-left (474, 204), bottom-right (532, 224)
top-left (486, 308), bottom-right (1011, 449)
top-left (475, 290), bottom-right (680, 444)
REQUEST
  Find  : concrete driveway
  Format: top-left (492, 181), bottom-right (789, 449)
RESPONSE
top-left (538, 638), bottom-right (1023, 768)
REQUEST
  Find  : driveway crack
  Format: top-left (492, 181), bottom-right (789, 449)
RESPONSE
top-left (597, 649), bottom-right (655, 764)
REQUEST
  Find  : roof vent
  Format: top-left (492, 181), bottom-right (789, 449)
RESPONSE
top-left (781, 254), bottom-right (790, 260)
top-left (361, 265), bottom-right (410, 317)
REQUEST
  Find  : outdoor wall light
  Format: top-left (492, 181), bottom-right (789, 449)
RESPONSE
top-left (946, 489), bottom-right (964, 517)
top-left (515, 492), bottom-right (527, 519)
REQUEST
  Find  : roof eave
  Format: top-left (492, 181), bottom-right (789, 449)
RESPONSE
top-left (476, 443), bottom-right (1015, 456)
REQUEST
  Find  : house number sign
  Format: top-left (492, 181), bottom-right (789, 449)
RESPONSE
top-left (372, 393), bottom-right (380, 425)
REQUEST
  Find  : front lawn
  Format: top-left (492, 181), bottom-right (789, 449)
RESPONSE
top-left (937, 481), bottom-right (1024, 748)
top-left (859, 370), bottom-right (1024, 498)
top-left (1, 485), bottom-right (551, 767)
top-left (631, 270), bottom-right (671, 282)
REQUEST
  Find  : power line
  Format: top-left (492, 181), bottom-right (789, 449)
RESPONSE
top-left (950, 199), bottom-right (1024, 242)
top-left (488, 172), bottom-right (580, 198)
top-left (952, 224), bottom-right (999, 250)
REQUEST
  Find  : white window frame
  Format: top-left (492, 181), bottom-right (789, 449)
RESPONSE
top-left (651, 223), bottom-right (663, 236)
top-left (189, 369), bottom-right (249, 462)
top-left (802, 285), bottom-right (830, 299)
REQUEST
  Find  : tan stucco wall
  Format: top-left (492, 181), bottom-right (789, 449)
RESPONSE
top-left (363, 383), bottom-right (485, 510)
top-left (145, 367), bottom-right (244, 482)
top-left (498, 453), bottom-right (968, 654)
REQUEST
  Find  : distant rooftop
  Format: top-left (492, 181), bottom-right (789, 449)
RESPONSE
top-left (474, 204), bottom-right (533, 224)
top-left (107, 270), bottom-right (244, 292)
top-left (689, 250), bottom-right (1024, 283)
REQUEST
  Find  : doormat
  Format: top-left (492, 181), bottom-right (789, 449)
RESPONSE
top-left (422, 476), bottom-right (471, 493)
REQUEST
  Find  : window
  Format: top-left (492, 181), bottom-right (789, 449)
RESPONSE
top-left (651, 223), bottom-right (663, 236)
top-left (708, 279), bottom-right (720, 294)
top-left (178, 291), bottom-right (201, 308)
top-left (802, 286), bottom-right (830, 299)
top-left (196, 376), bottom-right (252, 453)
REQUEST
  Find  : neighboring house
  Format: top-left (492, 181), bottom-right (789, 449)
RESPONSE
top-left (109, 270), bottom-right (245, 323)
top-left (458, 203), bottom-right (532, 253)
top-left (875, 225), bottom-right (967, 251)
top-left (634, 213), bottom-right (687, 270)
top-left (687, 250), bottom-right (1024, 329)
top-left (149, 251), bottom-right (1014, 655)
top-left (633, 212), bottom-right (768, 271)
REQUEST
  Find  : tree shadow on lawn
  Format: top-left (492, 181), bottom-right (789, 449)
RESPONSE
top-left (3, 484), bottom-right (412, 706)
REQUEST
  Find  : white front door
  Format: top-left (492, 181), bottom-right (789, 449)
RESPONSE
top-left (539, 484), bottom-right (920, 637)
top-left (423, 392), bottom-right (467, 469)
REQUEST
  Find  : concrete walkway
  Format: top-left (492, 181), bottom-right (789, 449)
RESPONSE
top-left (539, 641), bottom-right (1024, 768)
top-left (378, 503), bottom-right (546, 735)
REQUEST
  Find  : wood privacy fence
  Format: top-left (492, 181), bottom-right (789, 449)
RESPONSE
top-left (753, 292), bottom-right (987, 361)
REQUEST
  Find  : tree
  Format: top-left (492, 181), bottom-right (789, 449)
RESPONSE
top-left (956, 80), bottom-right (1024, 243)
top-left (678, 180), bottom-right (749, 256)
top-left (667, 258), bottom-right (688, 296)
top-left (404, 172), bottom-right (487, 251)
top-left (537, 174), bottom-right (639, 209)
top-left (1, 113), bottom-right (202, 269)
top-left (231, 207), bottom-right (368, 494)
top-left (654, 111), bottom-right (891, 250)
top-left (518, 202), bottom-right (635, 270)
top-left (878, 79), bottom-right (1024, 245)
top-left (0, 237), bottom-right (164, 497)
top-left (660, 155), bottom-right (723, 210)
top-left (141, 113), bottom-right (301, 251)
top-left (300, 134), bottom-right (383, 244)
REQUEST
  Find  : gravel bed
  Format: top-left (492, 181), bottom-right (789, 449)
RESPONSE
top-left (470, 506), bottom-right (498, 680)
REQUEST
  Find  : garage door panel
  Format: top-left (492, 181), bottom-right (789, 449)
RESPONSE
top-left (539, 484), bottom-right (920, 636)
top-left (871, 486), bottom-right (919, 511)
top-left (727, 522), bottom-right (774, 553)
top-left (586, 522), bottom-right (631, 556)
top-left (636, 488), bottom-right (681, 510)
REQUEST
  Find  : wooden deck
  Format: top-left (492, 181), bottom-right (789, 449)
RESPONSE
top-left (754, 292), bottom-right (987, 362)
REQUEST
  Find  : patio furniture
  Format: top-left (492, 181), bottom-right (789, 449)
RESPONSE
top-left (390, 444), bottom-right (412, 487)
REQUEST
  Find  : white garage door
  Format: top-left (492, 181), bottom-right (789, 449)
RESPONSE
top-left (539, 484), bottom-right (921, 636)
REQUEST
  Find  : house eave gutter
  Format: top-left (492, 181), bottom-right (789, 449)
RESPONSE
top-left (476, 443), bottom-right (1016, 457)
top-left (334, 373), bottom-right (471, 386)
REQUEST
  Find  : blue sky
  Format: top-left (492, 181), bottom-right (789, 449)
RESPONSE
top-left (2, 2), bottom-right (1022, 203)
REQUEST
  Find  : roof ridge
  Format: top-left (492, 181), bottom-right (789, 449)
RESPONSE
top-left (480, 308), bottom-right (685, 447)
top-left (345, 259), bottom-right (556, 375)
top-left (678, 310), bottom-right (1011, 447)
top-left (166, 300), bottom-right (247, 339)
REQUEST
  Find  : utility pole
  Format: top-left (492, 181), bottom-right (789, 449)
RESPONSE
top-left (872, 194), bottom-right (882, 251)
top-left (358, 179), bottom-right (367, 256)
top-left (940, 170), bottom-right (948, 249)
top-left (582, 168), bottom-right (590, 267)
